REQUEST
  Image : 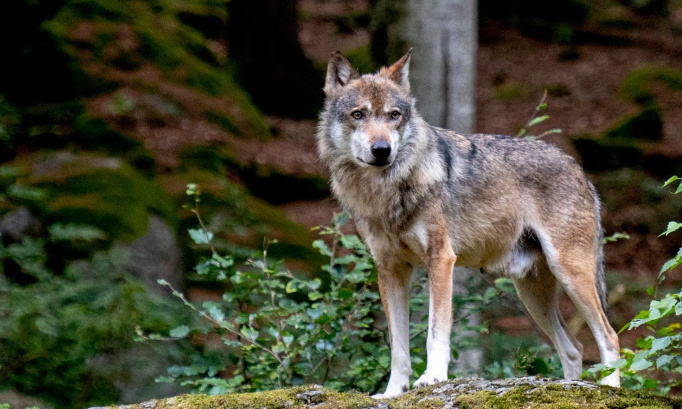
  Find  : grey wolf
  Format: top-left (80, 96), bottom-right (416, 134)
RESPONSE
top-left (316, 50), bottom-right (620, 398)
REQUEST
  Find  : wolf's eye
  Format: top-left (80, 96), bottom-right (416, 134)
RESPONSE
top-left (390, 110), bottom-right (401, 120)
top-left (351, 110), bottom-right (363, 119)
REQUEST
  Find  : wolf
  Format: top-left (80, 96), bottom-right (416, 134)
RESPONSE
top-left (316, 50), bottom-right (621, 398)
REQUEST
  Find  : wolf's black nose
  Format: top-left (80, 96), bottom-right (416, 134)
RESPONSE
top-left (371, 141), bottom-right (391, 159)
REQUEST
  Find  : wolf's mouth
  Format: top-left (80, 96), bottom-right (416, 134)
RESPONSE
top-left (357, 157), bottom-right (391, 168)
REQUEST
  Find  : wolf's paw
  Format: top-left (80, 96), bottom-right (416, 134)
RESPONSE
top-left (371, 383), bottom-right (409, 399)
top-left (413, 372), bottom-right (446, 389)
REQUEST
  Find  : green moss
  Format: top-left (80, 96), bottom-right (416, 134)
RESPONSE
top-left (204, 111), bottom-right (241, 136)
top-left (12, 151), bottom-right (176, 243)
top-left (110, 386), bottom-right (373, 409)
top-left (71, 116), bottom-right (144, 154)
top-left (39, 0), bottom-right (271, 139)
top-left (494, 82), bottom-right (530, 101)
top-left (620, 66), bottom-right (682, 104)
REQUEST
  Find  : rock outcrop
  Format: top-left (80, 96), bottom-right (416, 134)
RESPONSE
top-left (89, 377), bottom-right (682, 409)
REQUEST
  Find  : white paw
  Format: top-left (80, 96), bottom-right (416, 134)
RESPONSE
top-left (413, 372), bottom-right (446, 389)
top-left (371, 384), bottom-right (409, 399)
top-left (600, 370), bottom-right (621, 387)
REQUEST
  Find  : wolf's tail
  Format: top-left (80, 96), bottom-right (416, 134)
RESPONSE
top-left (590, 181), bottom-right (609, 316)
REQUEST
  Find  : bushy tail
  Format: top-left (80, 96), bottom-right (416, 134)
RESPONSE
top-left (590, 182), bottom-right (609, 316)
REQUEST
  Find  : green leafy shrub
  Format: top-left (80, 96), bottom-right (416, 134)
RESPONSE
top-left (0, 166), bottom-right (190, 409)
top-left (586, 176), bottom-right (682, 393)
top-left (0, 227), bottom-right (189, 409)
top-left (145, 185), bottom-right (548, 395)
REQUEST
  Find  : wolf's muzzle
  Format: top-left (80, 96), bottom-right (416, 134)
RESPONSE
top-left (370, 140), bottom-right (391, 166)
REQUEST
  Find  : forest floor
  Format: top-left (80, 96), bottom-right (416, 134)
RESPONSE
top-left (233, 0), bottom-right (682, 363)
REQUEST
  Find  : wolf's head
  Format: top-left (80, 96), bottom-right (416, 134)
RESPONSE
top-left (319, 50), bottom-right (415, 169)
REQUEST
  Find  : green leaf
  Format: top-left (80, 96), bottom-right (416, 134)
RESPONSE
top-left (240, 327), bottom-right (258, 342)
top-left (338, 288), bottom-right (353, 300)
top-left (285, 280), bottom-right (300, 293)
top-left (169, 325), bottom-right (190, 338)
top-left (308, 292), bottom-right (323, 301)
top-left (528, 115), bottom-right (550, 127)
top-left (659, 247), bottom-right (682, 275)
top-left (203, 302), bottom-right (225, 322)
top-left (186, 183), bottom-right (198, 196)
top-left (662, 176), bottom-right (679, 187)
top-left (629, 352), bottom-right (653, 371)
top-left (659, 221), bottom-right (682, 237)
top-left (189, 228), bottom-right (213, 244)
top-left (312, 239), bottom-right (331, 256)
top-left (650, 336), bottom-right (672, 354)
top-left (642, 379), bottom-right (659, 389)
top-left (307, 278), bottom-right (322, 290)
top-left (657, 354), bottom-right (674, 368)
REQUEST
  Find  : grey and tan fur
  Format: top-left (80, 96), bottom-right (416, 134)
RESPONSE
top-left (316, 50), bottom-right (620, 398)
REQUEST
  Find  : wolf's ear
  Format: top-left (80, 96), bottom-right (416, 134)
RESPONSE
top-left (380, 48), bottom-right (413, 92)
top-left (324, 52), bottom-right (360, 95)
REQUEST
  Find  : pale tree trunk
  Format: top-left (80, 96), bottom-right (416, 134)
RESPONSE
top-left (371, 0), bottom-right (481, 374)
top-left (372, 0), bottom-right (477, 134)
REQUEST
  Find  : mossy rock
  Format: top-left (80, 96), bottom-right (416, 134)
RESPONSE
top-left (10, 151), bottom-right (175, 244)
top-left (90, 378), bottom-right (682, 409)
top-left (29, 0), bottom-right (270, 138)
top-left (572, 135), bottom-right (643, 172)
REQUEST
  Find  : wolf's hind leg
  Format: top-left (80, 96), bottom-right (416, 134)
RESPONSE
top-left (373, 261), bottom-right (414, 399)
top-left (547, 247), bottom-right (621, 387)
top-left (513, 257), bottom-right (584, 379)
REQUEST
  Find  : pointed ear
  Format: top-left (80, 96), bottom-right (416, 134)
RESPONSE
top-left (324, 51), bottom-right (360, 95)
top-left (379, 48), bottom-right (413, 92)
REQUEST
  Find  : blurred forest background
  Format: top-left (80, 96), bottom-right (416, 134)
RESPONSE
top-left (1, 0), bottom-right (682, 407)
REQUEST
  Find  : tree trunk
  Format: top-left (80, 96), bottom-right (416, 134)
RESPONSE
top-left (371, 0), bottom-right (477, 134)
top-left (226, 0), bottom-right (323, 119)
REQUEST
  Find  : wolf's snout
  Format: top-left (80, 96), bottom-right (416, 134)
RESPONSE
top-left (371, 140), bottom-right (391, 160)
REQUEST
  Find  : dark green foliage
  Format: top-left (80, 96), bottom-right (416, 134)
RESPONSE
top-left (479, 0), bottom-right (589, 43)
top-left (71, 117), bottom-right (145, 155)
top-left (606, 104), bottom-right (663, 141)
top-left (0, 244), bottom-right (189, 409)
top-left (573, 136), bottom-right (643, 172)
top-left (240, 164), bottom-right (331, 205)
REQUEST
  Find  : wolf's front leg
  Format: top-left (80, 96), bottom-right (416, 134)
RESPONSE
top-left (372, 261), bottom-right (414, 399)
top-left (414, 233), bottom-right (456, 389)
